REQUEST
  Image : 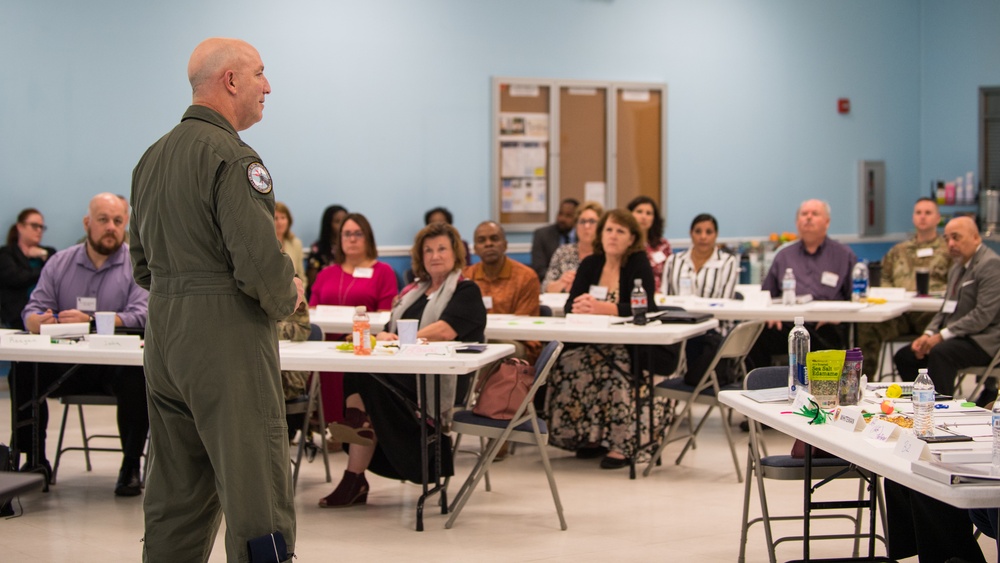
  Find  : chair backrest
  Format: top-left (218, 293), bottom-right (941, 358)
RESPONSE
top-left (744, 366), bottom-right (788, 391)
top-left (539, 304), bottom-right (553, 317)
top-left (533, 340), bottom-right (564, 386)
top-left (718, 320), bottom-right (766, 361)
top-left (308, 323), bottom-right (324, 342)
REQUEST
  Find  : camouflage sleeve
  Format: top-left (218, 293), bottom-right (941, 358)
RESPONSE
top-left (880, 244), bottom-right (899, 288)
top-left (277, 303), bottom-right (312, 342)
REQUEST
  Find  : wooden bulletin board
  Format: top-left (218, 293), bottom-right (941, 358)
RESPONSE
top-left (615, 88), bottom-right (662, 209)
top-left (493, 78), bottom-right (666, 232)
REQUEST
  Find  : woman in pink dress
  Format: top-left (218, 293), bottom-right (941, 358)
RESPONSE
top-left (310, 213), bottom-right (398, 424)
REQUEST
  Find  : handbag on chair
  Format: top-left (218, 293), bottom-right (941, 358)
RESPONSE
top-left (472, 358), bottom-right (534, 420)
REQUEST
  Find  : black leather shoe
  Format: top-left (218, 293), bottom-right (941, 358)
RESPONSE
top-left (114, 465), bottom-right (142, 497)
top-left (599, 454), bottom-right (631, 470)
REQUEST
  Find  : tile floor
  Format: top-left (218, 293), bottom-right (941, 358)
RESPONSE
top-left (0, 383), bottom-right (996, 562)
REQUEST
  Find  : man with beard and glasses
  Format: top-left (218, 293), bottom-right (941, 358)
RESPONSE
top-left (13, 192), bottom-right (149, 497)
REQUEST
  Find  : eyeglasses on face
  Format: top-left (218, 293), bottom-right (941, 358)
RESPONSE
top-left (342, 230), bottom-right (365, 240)
top-left (24, 222), bottom-right (47, 231)
top-left (577, 219), bottom-right (598, 226)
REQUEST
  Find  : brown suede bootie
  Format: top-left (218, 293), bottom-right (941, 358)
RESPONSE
top-left (318, 470), bottom-right (369, 508)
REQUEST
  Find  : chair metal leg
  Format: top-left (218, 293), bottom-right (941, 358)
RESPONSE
top-left (643, 396), bottom-right (694, 476)
top-left (445, 437), bottom-right (504, 529)
top-left (77, 405), bottom-right (93, 472)
top-left (738, 445), bottom-right (756, 563)
top-left (531, 417), bottom-right (567, 531)
top-left (51, 403), bottom-right (72, 485)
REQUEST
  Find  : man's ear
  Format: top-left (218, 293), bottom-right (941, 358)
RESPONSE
top-left (83, 215), bottom-right (90, 232)
top-left (224, 70), bottom-right (238, 95)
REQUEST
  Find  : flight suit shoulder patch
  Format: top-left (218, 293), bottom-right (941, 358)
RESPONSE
top-left (247, 162), bottom-right (273, 194)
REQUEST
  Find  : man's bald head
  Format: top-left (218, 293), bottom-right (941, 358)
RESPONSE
top-left (84, 193), bottom-right (128, 256)
top-left (187, 38), bottom-right (270, 131)
top-left (943, 216), bottom-right (981, 262)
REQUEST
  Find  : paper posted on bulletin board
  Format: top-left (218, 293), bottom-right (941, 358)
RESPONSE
top-left (501, 178), bottom-right (547, 213)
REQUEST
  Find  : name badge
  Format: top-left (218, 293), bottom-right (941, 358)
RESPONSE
top-left (703, 259), bottom-right (723, 269)
top-left (916, 248), bottom-right (934, 258)
top-left (821, 272), bottom-right (839, 288)
top-left (651, 251), bottom-right (667, 265)
top-left (0, 333), bottom-right (50, 348)
top-left (482, 296), bottom-right (493, 310)
top-left (942, 300), bottom-right (957, 313)
top-left (76, 297), bottom-right (97, 312)
top-left (353, 267), bottom-right (374, 279)
top-left (894, 432), bottom-right (931, 462)
top-left (589, 285), bottom-right (609, 300)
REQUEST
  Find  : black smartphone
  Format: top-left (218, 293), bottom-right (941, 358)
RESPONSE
top-left (455, 344), bottom-right (487, 354)
top-left (919, 434), bottom-right (974, 443)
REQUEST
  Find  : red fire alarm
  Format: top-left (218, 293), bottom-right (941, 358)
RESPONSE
top-left (838, 98), bottom-right (851, 114)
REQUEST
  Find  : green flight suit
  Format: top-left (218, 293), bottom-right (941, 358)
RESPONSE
top-left (130, 105), bottom-right (298, 563)
top-left (857, 235), bottom-right (952, 378)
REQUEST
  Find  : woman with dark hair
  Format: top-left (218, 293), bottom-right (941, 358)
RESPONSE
top-left (309, 213), bottom-right (399, 426)
top-left (627, 195), bottom-right (671, 293)
top-left (663, 213), bottom-right (741, 385)
top-left (318, 222), bottom-right (486, 508)
top-left (306, 204), bottom-right (348, 295)
top-left (0, 208), bottom-right (57, 329)
top-left (546, 209), bottom-right (675, 470)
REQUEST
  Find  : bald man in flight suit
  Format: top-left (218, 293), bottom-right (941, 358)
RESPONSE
top-left (130, 38), bottom-right (303, 563)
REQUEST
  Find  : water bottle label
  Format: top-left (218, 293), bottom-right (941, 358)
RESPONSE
top-left (992, 413), bottom-right (1000, 429)
top-left (795, 363), bottom-right (808, 386)
top-left (631, 295), bottom-right (647, 308)
top-left (782, 279), bottom-right (794, 291)
top-left (913, 390), bottom-right (934, 403)
top-left (852, 279), bottom-right (868, 294)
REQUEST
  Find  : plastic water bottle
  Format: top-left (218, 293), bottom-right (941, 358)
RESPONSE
top-left (352, 305), bottom-right (371, 356)
top-left (851, 261), bottom-right (869, 303)
top-left (788, 316), bottom-right (810, 400)
top-left (992, 401), bottom-right (1000, 473)
top-left (782, 268), bottom-right (796, 306)
top-left (678, 270), bottom-right (693, 296)
top-left (912, 368), bottom-right (935, 437)
top-left (630, 278), bottom-right (648, 326)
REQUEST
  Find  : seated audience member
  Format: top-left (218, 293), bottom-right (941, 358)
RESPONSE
top-left (306, 204), bottom-right (348, 299)
top-left (856, 198), bottom-right (951, 378)
top-left (747, 199), bottom-right (856, 370)
top-left (277, 302), bottom-right (313, 441)
top-left (884, 480), bottom-right (988, 563)
top-left (275, 201), bottom-right (306, 287)
top-left (628, 196), bottom-right (671, 293)
top-left (546, 209), bottom-right (674, 470)
top-left (0, 208), bottom-right (57, 329)
top-left (531, 198), bottom-right (579, 281)
top-left (14, 193), bottom-right (149, 496)
top-left (405, 205), bottom-right (469, 283)
top-left (543, 201), bottom-right (604, 293)
top-left (893, 216), bottom-right (1000, 403)
top-left (463, 220), bottom-right (541, 363)
top-left (663, 213), bottom-right (740, 385)
top-left (317, 223), bottom-right (486, 508)
top-left (310, 213), bottom-right (398, 423)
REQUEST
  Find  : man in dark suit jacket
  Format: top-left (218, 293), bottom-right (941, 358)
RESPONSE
top-left (894, 216), bottom-right (1000, 400)
top-left (530, 198), bottom-right (578, 281)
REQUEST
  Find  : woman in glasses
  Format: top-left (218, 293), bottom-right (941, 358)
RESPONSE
top-left (0, 208), bottom-right (57, 329)
top-left (309, 213), bottom-right (399, 429)
top-left (543, 201), bottom-right (604, 293)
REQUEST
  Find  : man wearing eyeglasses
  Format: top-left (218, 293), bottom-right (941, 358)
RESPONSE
top-left (14, 192), bottom-right (149, 497)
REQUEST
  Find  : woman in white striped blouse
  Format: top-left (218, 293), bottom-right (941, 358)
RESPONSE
top-left (661, 213), bottom-right (739, 299)
top-left (662, 214), bottom-right (742, 386)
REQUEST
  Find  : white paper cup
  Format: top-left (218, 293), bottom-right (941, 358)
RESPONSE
top-left (94, 312), bottom-right (116, 335)
top-left (397, 319), bottom-right (419, 345)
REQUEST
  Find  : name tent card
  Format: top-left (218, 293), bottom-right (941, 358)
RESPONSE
top-left (88, 334), bottom-right (141, 350)
top-left (862, 418), bottom-right (897, 444)
top-left (894, 432), bottom-right (932, 462)
top-left (834, 406), bottom-right (866, 432)
top-left (0, 333), bottom-right (50, 348)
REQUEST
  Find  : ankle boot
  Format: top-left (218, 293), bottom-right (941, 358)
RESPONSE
top-left (318, 470), bottom-right (369, 508)
top-left (327, 408), bottom-right (375, 446)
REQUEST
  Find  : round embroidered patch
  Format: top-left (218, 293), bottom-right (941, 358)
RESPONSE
top-left (247, 162), bottom-right (272, 194)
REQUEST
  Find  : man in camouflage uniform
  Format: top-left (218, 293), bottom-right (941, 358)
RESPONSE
top-left (857, 197), bottom-right (952, 378)
top-left (130, 38), bottom-right (303, 562)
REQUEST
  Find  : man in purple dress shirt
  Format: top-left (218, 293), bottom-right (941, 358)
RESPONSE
top-left (748, 199), bottom-right (857, 370)
top-left (14, 192), bottom-right (149, 497)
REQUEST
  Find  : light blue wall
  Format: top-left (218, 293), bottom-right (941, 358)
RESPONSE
top-left (2, 1), bottom-right (997, 253)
